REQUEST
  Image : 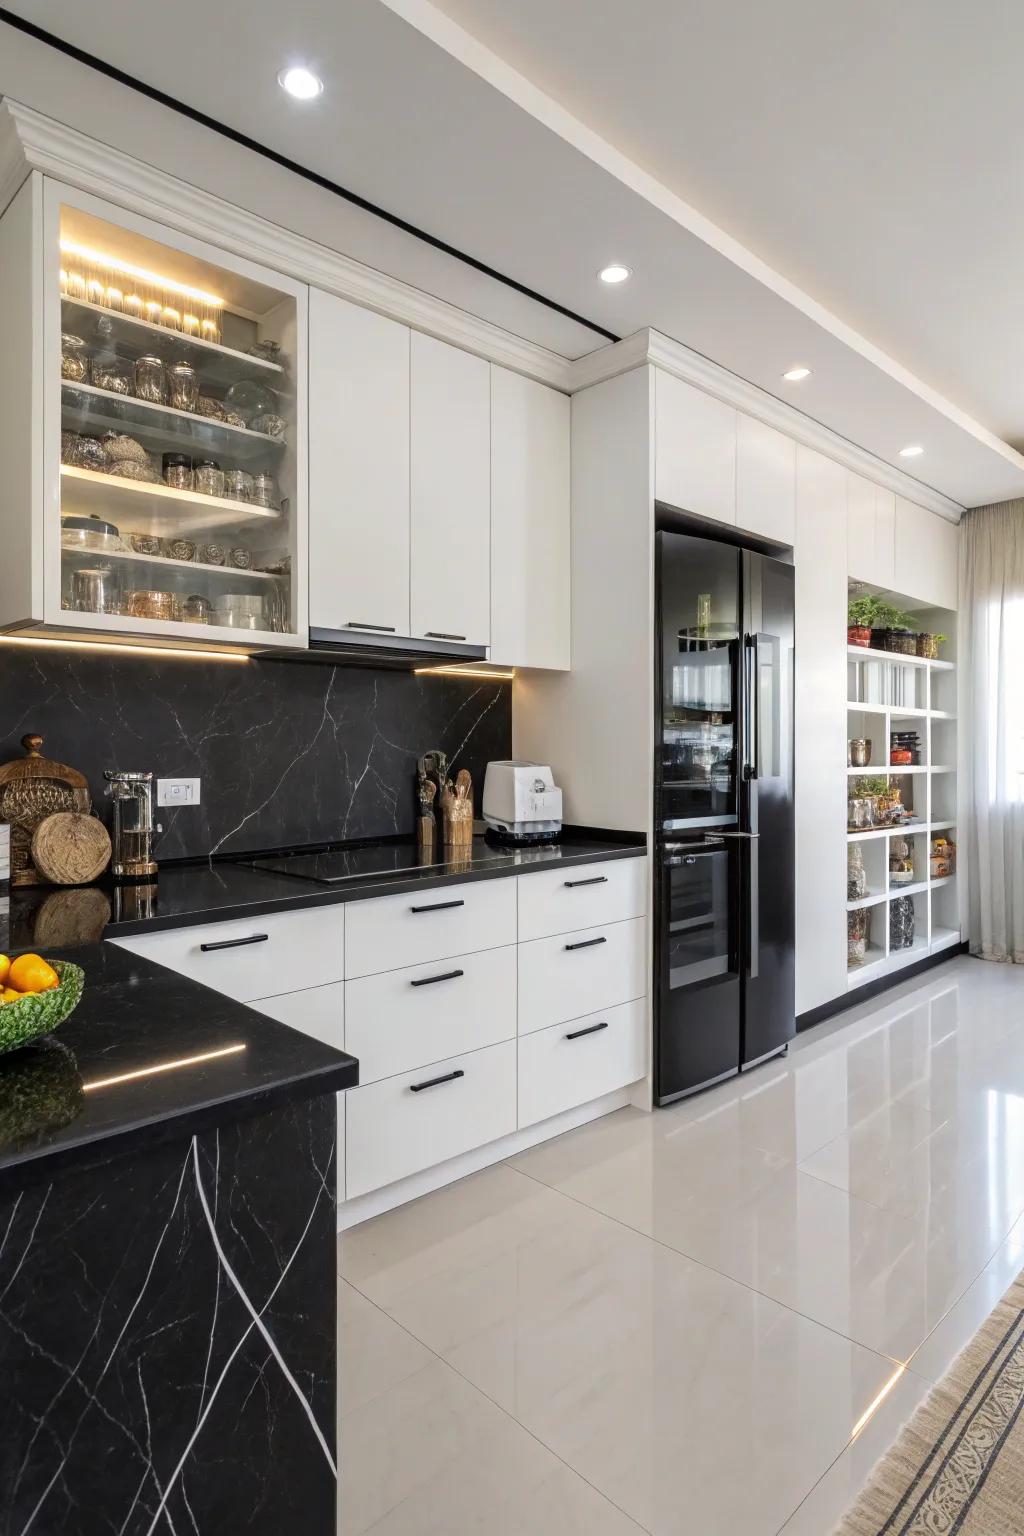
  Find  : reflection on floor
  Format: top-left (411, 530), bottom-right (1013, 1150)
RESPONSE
top-left (338, 955), bottom-right (1024, 1535)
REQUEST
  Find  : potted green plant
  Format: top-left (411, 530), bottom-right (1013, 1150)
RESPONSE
top-left (847, 594), bottom-right (883, 647)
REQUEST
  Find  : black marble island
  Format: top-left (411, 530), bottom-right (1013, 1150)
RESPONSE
top-left (0, 944), bottom-right (357, 1536)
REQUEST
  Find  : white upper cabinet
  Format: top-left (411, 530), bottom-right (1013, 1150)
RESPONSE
top-left (894, 496), bottom-right (959, 610)
top-left (490, 366), bottom-right (570, 670)
top-left (735, 414), bottom-right (795, 545)
top-left (654, 370), bottom-right (736, 524)
top-left (410, 332), bottom-right (491, 646)
top-left (847, 473), bottom-right (895, 587)
top-left (308, 291), bottom-right (410, 639)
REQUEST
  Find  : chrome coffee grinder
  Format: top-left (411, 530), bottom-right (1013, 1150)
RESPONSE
top-left (104, 770), bottom-right (158, 879)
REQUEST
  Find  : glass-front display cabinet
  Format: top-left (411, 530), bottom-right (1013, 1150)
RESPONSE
top-left (14, 179), bottom-right (308, 648)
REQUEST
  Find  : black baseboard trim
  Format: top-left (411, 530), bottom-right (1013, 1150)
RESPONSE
top-left (796, 942), bottom-right (969, 1033)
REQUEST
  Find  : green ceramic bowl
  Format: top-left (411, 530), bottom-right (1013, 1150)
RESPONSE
top-left (0, 961), bottom-right (86, 1056)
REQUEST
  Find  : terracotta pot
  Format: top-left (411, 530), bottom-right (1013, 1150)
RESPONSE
top-left (848, 625), bottom-right (872, 648)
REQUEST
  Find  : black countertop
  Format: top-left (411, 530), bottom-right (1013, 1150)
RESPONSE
top-left (0, 943), bottom-right (358, 1190)
top-left (2, 831), bottom-right (646, 944)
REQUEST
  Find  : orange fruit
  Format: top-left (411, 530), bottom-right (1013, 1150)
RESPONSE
top-left (1, 987), bottom-right (27, 1002)
top-left (0, 955), bottom-right (9, 985)
top-left (8, 954), bottom-right (59, 994)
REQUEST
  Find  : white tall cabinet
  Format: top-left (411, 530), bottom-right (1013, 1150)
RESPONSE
top-left (308, 292), bottom-right (411, 639)
top-left (410, 332), bottom-right (491, 647)
top-left (490, 367), bottom-right (571, 670)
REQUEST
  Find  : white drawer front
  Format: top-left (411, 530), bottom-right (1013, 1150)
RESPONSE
top-left (345, 878), bottom-right (516, 978)
top-left (249, 981), bottom-right (345, 1051)
top-left (346, 945), bottom-right (516, 1086)
top-left (518, 916), bottom-right (647, 1035)
top-left (112, 906), bottom-right (345, 1002)
top-left (518, 857), bottom-right (647, 941)
top-left (346, 1040), bottom-right (516, 1198)
top-left (518, 999), bottom-right (647, 1128)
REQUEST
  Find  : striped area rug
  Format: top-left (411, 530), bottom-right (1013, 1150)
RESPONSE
top-left (835, 1274), bottom-right (1024, 1534)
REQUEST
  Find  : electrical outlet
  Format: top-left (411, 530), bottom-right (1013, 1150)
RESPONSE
top-left (157, 778), bottom-right (201, 807)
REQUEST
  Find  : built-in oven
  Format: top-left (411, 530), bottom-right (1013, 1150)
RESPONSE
top-left (655, 835), bottom-right (742, 1104)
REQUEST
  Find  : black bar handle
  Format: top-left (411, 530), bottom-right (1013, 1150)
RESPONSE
top-left (564, 876), bottom-right (608, 888)
top-left (409, 899), bottom-right (465, 914)
top-left (200, 933), bottom-right (269, 953)
top-left (424, 631), bottom-right (467, 641)
top-left (564, 936), bottom-right (607, 951)
top-left (410, 968), bottom-right (465, 988)
top-left (346, 621), bottom-right (397, 632)
top-left (565, 1021), bottom-right (609, 1041)
top-left (409, 1069), bottom-right (465, 1093)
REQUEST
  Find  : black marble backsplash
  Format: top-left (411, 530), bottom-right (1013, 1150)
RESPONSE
top-left (0, 650), bottom-right (511, 860)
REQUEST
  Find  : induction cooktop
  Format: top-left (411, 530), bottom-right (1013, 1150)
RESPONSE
top-left (248, 843), bottom-right (509, 885)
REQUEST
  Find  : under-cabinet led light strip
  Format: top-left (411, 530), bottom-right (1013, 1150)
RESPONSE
top-left (414, 664), bottom-right (515, 680)
top-left (82, 1043), bottom-right (247, 1092)
top-left (59, 240), bottom-right (224, 308)
top-left (0, 635), bottom-right (250, 663)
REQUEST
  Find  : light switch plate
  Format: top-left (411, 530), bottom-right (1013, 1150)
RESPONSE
top-left (157, 777), bottom-right (201, 807)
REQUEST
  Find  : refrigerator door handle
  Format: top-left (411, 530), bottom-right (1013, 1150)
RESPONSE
top-left (743, 634), bottom-right (760, 782)
top-left (748, 834), bottom-right (759, 979)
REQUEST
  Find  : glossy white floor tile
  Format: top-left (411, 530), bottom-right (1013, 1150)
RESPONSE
top-left (338, 957), bottom-right (1024, 1535)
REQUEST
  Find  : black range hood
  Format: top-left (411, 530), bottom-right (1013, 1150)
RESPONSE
top-left (260, 627), bottom-right (488, 669)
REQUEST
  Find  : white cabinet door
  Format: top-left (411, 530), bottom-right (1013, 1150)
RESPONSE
top-left (410, 332), bottom-right (491, 645)
top-left (895, 497), bottom-right (959, 610)
top-left (490, 366), bottom-right (570, 669)
top-left (308, 291), bottom-right (410, 639)
top-left (847, 474), bottom-right (895, 587)
top-left (654, 370), bottom-right (736, 525)
top-left (735, 415), bottom-right (795, 544)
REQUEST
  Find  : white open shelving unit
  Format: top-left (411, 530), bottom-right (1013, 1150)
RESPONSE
top-left (846, 642), bottom-right (960, 989)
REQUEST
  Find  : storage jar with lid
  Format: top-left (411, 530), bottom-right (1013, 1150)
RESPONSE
top-left (124, 590), bottom-right (177, 622)
top-left (251, 472), bottom-right (277, 509)
top-left (133, 355), bottom-right (167, 404)
top-left (223, 469), bottom-right (253, 503)
top-left (61, 514), bottom-right (121, 554)
top-left (162, 453), bottom-right (193, 492)
top-left (89, 354), bottom-right (133, 395)
top-left (194, 460), bottom-right (225, 498)
top-left (71, 565), bottom-right (120, 615)
top-left (61, 334), bottom-right (89, 382)
top-left (167, 362), bottom-right (199, 413)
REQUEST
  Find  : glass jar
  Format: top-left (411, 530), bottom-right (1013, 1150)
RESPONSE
top-left (228, 545), bottom-right (252, 569)
top-left (162, 453), bottom-right (194, 492)
top-left (223, 469), bottom-right (253, 503)
top-left (847, 738), bottom-right (871, 768)
top-left (102, 432), bottom-right (149, 467)
top-left (197, 395), bottom-right (224, 420)
top-left (70, 565), bottom-right (120, 616)
top-left (847, 844), bottom-right (867, 901)
top-left (194, 460), bottom-right (225, 498)
top-left (124, 590), bottom-right (177, 622)
top-left (847, 797), bottom-right (872, 831)
top-left (167, 362), bottom-right (199, 413)
top-left (180, 594), bottom-right (212, 624)
top-left (847, 909), bottom-right (869, 966)
top-left (163, 537), bottom-right (197, 562)
top-left (199, 542), bottom-right (226, 566)
top-left (129, 532), bottom-right (162, 556)
top-left (890, 897), bottom-right (915, 952)
top-left (251, 472), bottom-right (277, 509)
top-left (251, 413), bottom-right (286, 440)
top-left (66, 434), bottom-right (109, 472)
top-left (89, 355), bottom-right (133, 395)
top-left (134, 355), bottom-right (167, 404)
top-left (61, 334), bottom-right (89, 382)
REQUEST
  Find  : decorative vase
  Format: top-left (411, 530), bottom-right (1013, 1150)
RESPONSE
top-left (890, 896), bottom-right (915, 951)
top-left (848, 909), bottom-right (869, 965)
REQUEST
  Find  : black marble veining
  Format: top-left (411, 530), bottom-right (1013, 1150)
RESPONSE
top-left (0, 647), bottom-right (510, 859)
top-left (2, 833), bottom-right (646, 946)
top-left (0, 943), bottom-right (356, 1186)
top-left (0, 1096), bottom-right (338, 1534)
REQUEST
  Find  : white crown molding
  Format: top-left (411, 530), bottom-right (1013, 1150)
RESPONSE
top-left (570, 329), bottom-right (966, 522)
top-left (0, 97), bottom-right (574, 392)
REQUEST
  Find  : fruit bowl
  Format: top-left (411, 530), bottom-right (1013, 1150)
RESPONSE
top-left (0, 961), bottom-right (86, 1056)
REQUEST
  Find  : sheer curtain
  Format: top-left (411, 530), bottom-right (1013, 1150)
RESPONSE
top-left (961, 502), bottom-right (1024, 961)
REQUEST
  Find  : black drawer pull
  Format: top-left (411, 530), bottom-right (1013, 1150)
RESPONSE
top-left (410, 968), bottom-right (465, 988)
top-left (565, 1021), bottom-right (609, 1041)
top-left (200, 933), bottom-right (269, 953)
top-left (409, 1069), bottom-right (465, 1093)
top-left (564, 936), bottom-right (607, 951)
top-left (424, 631), bottom-right (467, 641)
top-left (346, 621), bottom-right (397, 632)
top-left (410, 899), bottom-right (465, 914)
top-left (564, 876), bottom-right (609, 888)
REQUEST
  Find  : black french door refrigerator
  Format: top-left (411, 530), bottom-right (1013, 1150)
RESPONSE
top-left (654, 529), bottom-right (795, 1105)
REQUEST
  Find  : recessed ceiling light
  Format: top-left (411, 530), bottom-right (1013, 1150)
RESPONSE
top-left (782, 365), bottom-right (812, 382)
top-left (278, 65), bottom-right (324, 100)
top-left (598, 264), bottom-right (632, 284)
top-left (899, 444), bottom-right (924, 458)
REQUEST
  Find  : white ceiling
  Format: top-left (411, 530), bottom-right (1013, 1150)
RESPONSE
top-left (4, 0), bottom-right (1024, 507)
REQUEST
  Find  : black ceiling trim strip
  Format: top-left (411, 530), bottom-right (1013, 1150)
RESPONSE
top-left (0, 7), bottom-right (620, 345)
